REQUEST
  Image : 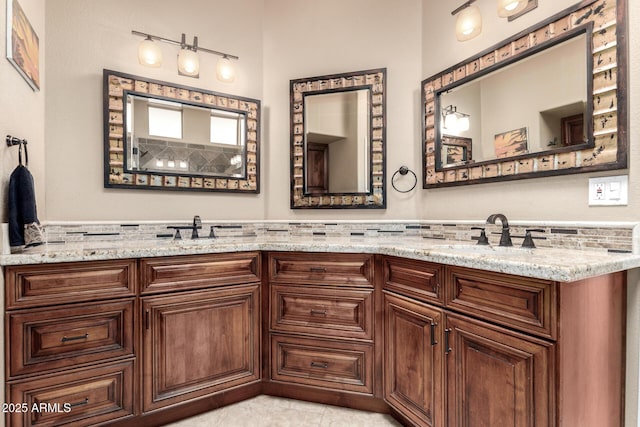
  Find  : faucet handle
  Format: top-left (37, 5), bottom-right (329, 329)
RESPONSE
top-left (522, 229), bottom-right (546, 248)
top-left (471, 227), bottom-right (490, 245)
top-left (193, 215), bottom-right (202, 229)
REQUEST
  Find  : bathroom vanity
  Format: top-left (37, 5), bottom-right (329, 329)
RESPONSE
top-left (2, 232), bottom-right (636, 427)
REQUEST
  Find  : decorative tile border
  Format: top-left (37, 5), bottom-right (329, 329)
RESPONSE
top-left (41, 220), bottom-right (637, 253)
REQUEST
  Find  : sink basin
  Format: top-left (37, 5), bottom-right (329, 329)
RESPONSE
top-left (432, 243), bottom-right (533, 255)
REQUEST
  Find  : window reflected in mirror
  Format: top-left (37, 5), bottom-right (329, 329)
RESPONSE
top-left (126, 94), bottom-right (247, 178)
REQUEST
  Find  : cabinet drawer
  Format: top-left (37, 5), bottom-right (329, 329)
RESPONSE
top-left (141, 252), bottom-right (260, 294)
top-left (8, 300), bottom-right (135, 378)
top-left (446, 266), bottom-right (556, 339)
top-left (271, 285), bottom-right (373, 340)
top-left (268, 252), bottom-right (374, 287)
top-left (5, 260), bottom-right (136, 309)
top-left (271, 335), bottom-right (373, 394)
top-left (383, 256), bottom-right (444, 305)
top-left (6, 360), bottom-right (135, 427)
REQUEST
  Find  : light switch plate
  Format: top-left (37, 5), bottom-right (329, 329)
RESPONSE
top-left (589, 175), bottom-right (628, 206)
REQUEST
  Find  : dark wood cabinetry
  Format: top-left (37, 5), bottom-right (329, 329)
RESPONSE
top-left (4, 261), bottom-right (138, 427)
top-left (3, 251), bottom-right (626, 426)
top-left (383, 257), bottom-right (625, 427)
top-left (265, 252), bottom-right (382, 410)
top-left (142, 284), bottom-right (260, 412)
top-left (384, 291), bottom-right (444, 427)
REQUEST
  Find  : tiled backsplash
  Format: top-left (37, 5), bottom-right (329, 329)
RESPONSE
top-left (40, 220), bottom-right (638, 253)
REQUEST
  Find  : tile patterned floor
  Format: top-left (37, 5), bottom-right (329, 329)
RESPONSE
top-left (164, 395), bottom-right (403, 427)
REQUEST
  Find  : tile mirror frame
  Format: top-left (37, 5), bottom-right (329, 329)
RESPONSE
top-left (103, 69), bottom-right (260, 193)
top-left (422, 0), bottom-right (627, 187)
top-left (290, 68), bottom-right (386, 209)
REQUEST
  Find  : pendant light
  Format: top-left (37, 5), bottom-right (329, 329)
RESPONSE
top-left (497, 0), bottom-right (528, 17)
top-left (137, 36), bottom-right (162, 67)
top-left (455, 4), bottom-right (482, 42)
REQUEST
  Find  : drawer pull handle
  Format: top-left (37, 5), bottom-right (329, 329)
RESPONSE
top-left (61, 333), bottom-right (89, 343)
top-left (310, 361), bottom-right (329, 369)
top-left (310, 309), bottom-right (327, 316)
top-left (310, 267), bottom-right (327, 273)
top-left (69, 398), bottom-right (89, 408)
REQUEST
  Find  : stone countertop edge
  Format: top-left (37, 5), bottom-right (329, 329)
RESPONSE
top-left (1, 237), bottom-right (640, 283)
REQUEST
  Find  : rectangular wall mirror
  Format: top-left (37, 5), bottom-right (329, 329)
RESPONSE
top-left (104, 69), bottom-right (260, 193)
top-left (290, 68), bottom-right (386, 209)
top-left (422, 0), bottom-right (627, 187)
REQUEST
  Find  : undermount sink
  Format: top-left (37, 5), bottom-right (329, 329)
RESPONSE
top-left (432, 243), bottom-right (534, 255)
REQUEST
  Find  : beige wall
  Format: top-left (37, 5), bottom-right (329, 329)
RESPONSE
top-left (263, 0), bottom-right (423, 220)
top-left (44, 0), bottom-right (264, 221)
top-left (0, 0), bottom-right (46, 222)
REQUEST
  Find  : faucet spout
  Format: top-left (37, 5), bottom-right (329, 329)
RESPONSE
top-left (486, 213), bottom-right (512, 247)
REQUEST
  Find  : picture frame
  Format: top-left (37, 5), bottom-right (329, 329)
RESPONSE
top-left (494, 127), bottom-right (528, 159)
top-left (6, 0), bottom-right (40, 91)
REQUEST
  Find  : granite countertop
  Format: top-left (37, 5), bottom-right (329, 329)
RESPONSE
top-left (2, 234), bottom-right (640, 282)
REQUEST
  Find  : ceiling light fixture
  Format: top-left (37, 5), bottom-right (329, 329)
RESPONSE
top-left (132, 30), bottom-right (239, 82)
top-left (452, 1), bottom-right (482, 42)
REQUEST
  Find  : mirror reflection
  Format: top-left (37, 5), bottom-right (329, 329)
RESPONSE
top-left (438, 32), bottom-right (589, 168)
top-left (304, 89), bottom-right (370, 194)
top-left (125, 94), bottom-right (247, 178)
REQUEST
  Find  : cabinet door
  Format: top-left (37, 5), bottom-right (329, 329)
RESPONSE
top-left (445, 313), bottom-right (554, 427)
top-left (383, 292), bottom-right (444, 427)
top-left (142, 284), bottom-right (260, 412)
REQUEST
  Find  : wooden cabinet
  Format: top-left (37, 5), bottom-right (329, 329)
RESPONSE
top-left (383, 256), bottom-right (625, 427)
top-left (383, 292), bottom-right (444, 427)
top-left (4, 261), bottom-right (137, 427)
top-left (141, 284), bottom-right (261, 412)
top-left (266, 252), bottom-right (380, 404)
top-left (139, 253), bottom-right (261, 415)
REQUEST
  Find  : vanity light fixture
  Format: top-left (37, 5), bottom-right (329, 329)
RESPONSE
top-left (442, 105), bottom-right (471, 132)
top-left (497, 0), bottom-right (528, 17)
top-left (137, 35), bottom-right (162, 67)
top-left (132, 30), bottom-right (239, 82)
top-left (452, 0), bottom-right (482, 41)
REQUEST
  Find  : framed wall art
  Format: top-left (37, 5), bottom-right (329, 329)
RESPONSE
top-left (6, 0), bottom-right (40, 91)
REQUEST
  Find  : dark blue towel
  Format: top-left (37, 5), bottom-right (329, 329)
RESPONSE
top-left (8, 164), bottom-right (42, 247)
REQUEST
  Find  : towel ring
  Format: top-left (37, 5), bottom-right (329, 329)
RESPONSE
top-left (391, 166), bottom-right (417, 193)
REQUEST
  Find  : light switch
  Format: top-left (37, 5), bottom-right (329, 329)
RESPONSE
top-left (589, 176), bottom-right (628, 206)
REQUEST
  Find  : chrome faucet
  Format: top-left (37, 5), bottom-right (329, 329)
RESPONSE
top-left (486, 213), bottom-right (512, 247)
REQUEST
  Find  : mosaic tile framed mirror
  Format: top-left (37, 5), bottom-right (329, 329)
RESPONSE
top-left (290, 68), bottom-right (387, 209)
top-left (103, 69), bottom-right (260, 193)
top-left (422, 0), bottom-right (627, 187)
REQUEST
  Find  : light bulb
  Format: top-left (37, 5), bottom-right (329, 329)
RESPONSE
top-left (216, 57), bottom-right (236, 83)
top-left (444, 113), bottom-right (458, 130)
top-left (456, 5), bottom-right (482, 41)
top-left (178, 48), bottom-right (199, 77)
top-left (138, 37), bottom-right (162, 67)
top-left (497, 0), bottom-right (528, 17)
top-left (457, 116), bottom-right (470, 132)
